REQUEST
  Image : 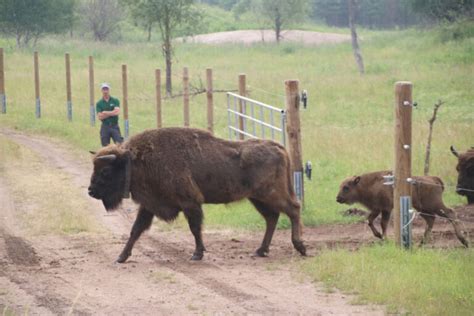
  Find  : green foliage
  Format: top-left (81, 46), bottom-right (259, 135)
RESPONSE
top-left (78, 0), bottom-right (125, 42)
top-left (0, 0), bottom-right (75, 47)
top-left (312, 0), bottom-right (416, 29)
top-left (122, 0), bottom-right (201, 39)
top-left (409, 0), bottom-right (474, 22)
top-left (436, 18), bottom-right (474, 42)
top-left (302, 244), bottom-right (474, 315)
top-left (233, 0), bottom-right (310, 40)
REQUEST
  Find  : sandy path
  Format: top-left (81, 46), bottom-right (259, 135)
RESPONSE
top-left (177, 29), bottom-right (350, 45)
top-left (1, 129), bottom-right (472, 315)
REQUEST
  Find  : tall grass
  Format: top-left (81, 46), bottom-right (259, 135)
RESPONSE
top-left (301, 244), bottom-right (474, 315)
top-left (0, 25), bottom-right (472, 229)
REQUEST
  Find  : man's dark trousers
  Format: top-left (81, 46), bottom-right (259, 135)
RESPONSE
top-left (100, 123), bottom-right (123, 146)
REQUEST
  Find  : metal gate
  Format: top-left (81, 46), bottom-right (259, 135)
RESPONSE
top-left (226, 92), bottom-right (286, 146)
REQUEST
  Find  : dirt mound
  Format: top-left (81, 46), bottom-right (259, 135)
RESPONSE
top-left (178, 29), bottom-right (350, 45)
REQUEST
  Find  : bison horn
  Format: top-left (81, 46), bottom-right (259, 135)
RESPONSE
top-left (96, 154), bottom-right (117, 162)
top-left (89, 151), bottom-right (96, 155)
top-left (450, 145), bottom-right (459, 157)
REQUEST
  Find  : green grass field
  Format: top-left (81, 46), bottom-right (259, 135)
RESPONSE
top-left (0, 24), bottom-right (473, 231)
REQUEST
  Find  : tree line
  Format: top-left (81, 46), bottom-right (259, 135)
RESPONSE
top-left (1, 0), bottom-right (472, 94)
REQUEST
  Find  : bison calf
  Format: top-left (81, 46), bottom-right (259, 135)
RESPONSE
top-left (88, 127), bottom-right (306, 263)
top-left (336, 170), bottom-right (469, 247)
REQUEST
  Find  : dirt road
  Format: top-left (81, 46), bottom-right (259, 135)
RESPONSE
top-left (1, 129), bottom-right (472, 315)
top-left (177, 30), bottom-right (350, 45)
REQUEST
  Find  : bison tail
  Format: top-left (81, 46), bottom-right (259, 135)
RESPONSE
top-left (433, 176), bottom-right (445, 191)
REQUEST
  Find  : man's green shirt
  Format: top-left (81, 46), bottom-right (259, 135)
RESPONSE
top-left (96, 96), bottom-right (120, 126)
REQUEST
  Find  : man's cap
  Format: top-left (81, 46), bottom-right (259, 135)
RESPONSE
top-left (100, 83), bottom-right (111, 90)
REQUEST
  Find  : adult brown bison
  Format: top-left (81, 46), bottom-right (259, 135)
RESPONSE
top-left (450, 146), bottom-right (474, 205)
top-left (336, 171), bottom-right (469, 247)
top-left (88, 128), bottom-right (306, 263)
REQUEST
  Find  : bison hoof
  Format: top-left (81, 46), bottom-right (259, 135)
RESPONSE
top-left (461, 239), bottom-right (469, 248)
top-left (254, 248), bottom-right (269, 257)
top-left (116, 252), bottom-right (131, 264)
top-left (191, 253), bottom-right (204, 261)
top-left (293, 241), bottom-right (307, 256)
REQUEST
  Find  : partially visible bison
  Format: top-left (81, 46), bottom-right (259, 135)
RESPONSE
top-left (450, 146), bottom-right (474, 205)
top-left (88, 127), bottom-right (306, 263)
top-left (336, 170), bottom-right (469, 247)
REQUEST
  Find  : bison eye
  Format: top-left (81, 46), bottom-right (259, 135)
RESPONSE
top-left (343, 186), bottom-right (349, 193)
top-left (101, 167), bottom-right (113, 177)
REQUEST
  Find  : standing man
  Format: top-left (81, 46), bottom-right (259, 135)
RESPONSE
top-left (96, 83), bottom-right (123, 146)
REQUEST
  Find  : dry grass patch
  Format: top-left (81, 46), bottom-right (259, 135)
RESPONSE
top-left (0, 136), bottom-right (101, 235)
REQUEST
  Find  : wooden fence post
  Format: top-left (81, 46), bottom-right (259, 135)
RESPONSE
top-left (394, 81), bottom-right (413, 248)
top-left (285, 80), bottom-right (304, 205)
top-left (0, 48), bottom-right (6, 114)
top-left (238, 74), bottom-right (246, 140)
top-left (34, 51), bottom-right (41, 119)
top-left (206, 68), bottom-right (214, 134)
top-left (65, 53), bottom-right (72, 121)
top-left (122, 64), bottom-right (129, 139)
top-left (155, 69), bottom-right (162, 128)
top-left (183, 67), bottom-right (190, 127)
top-left (88, 56), bottom-right (95, 126)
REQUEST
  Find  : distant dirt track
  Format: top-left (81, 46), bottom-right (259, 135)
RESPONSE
top-left (0, 128), bottom-right (472, 314)
top-left (177, 29), bottom-right (351, 45)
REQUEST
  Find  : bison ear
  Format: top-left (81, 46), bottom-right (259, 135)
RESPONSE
top-left (353, 176), bottom-right (361, 185)
top-left (89, 151), bottom-right (96, 155)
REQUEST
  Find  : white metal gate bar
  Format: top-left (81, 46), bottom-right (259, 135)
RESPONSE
top-left (226, 92), bottom-right (286, 147)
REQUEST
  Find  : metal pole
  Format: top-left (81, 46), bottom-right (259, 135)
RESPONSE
top-left (238, 74), bottom-right (246, 140)
top-left (0, 48), bottom-right (6, 114)
top-left (65, 53), bottom-right (72, 121)
top-left (88, 56), bottom-right (95, 126)
top-left (155, 69), bottom-right (162, 128)
top-left (281, 111), bottom-right (287, 147)
top-left (34, 51), bottom-right (41, 119)
top-left (227, 94), bottom-right (232, 140)
top-left (183, 67), bottom-right (190, 127)
top-left (270, 110), bottom-right (275, 140)
top-left (122, 64), bottom-right (129, 139)
top-left (394, 81), bottom-right (413, 247)
top-left (206, 68), bottom-right (214, 134)
top-left (251, 102), bottom-right (256, 136)
top-left (400, 196), bottom-right (412, 249)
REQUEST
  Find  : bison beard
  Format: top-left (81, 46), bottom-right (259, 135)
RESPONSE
top-left (89, 128), bottom-right (306, 263)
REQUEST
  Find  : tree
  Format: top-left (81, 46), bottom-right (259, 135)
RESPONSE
top-left (123, 0), bottom-right (201, 96)
top-left (234, 0), bottom-right (309, 42)
top-left (312, 0), bottom-right (417, 29)
top-left (348, 0), bottom-right (364, 75)
top-left (80, 0), bottom-right (125, 41)
top-left (0, 0), bottom-right (75, 47)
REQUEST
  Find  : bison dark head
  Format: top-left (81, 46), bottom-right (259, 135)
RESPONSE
top-left (451, 146), bottom-right (474, 204)
top-left (88, 146), bottom-right (130, 211)
top-left (336, 176), bottom-right (361, 205)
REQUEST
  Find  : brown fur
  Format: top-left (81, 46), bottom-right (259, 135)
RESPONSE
top-left (451, 148), bottom-right (474, 205)
top-left (88, 128), bottom-right (306, 263)
top-left (336, 170), bottom-right (469, 247)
